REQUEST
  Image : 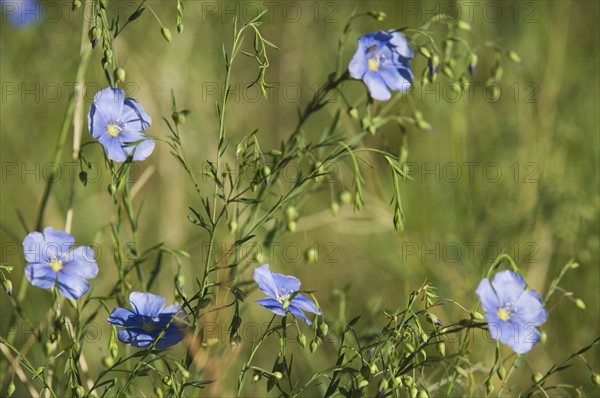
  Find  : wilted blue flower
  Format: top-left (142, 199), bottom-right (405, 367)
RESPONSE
top-left (108, 292), bottom-right (188, 349)
top-left (476, 270), bottom-right (547, 354)
top-left (253, 264), bottom-right (321, 325)
top-left (0, 0), bottom-right (39, 28)
top-left (23, 227), bottom-right (98, 300)
top-left (88, 87), bottom-right (154, 162)
top-left (349, 30), bottom-right (414, 101)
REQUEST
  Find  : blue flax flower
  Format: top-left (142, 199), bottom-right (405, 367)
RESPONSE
top-left (349, 30), bottom-right (414, 101)
top-left (0, 0), bottom-right (40, 28)
top-left (476, 270), bottom-right (547, 354)
top-left (23, 227), bottom-right (98, 300)
top-left (88, 87), bottom-right (154, 162)
top-left (108, 292), bottom-right (188, 349)
top-left (253, 264), bottom-right (321, 325)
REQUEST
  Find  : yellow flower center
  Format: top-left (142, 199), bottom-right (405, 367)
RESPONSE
top-left (49, 257), bottom-right (63, 272)
top-left (497, 307), bottom-right (511, 321)
top-left (107, 124), bottom-right (121, 137)
top-left (368, 57), bottom-right (380, 71)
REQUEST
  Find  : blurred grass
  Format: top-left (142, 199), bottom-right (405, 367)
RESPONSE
top-left (1, 0), bottom-right (599, 396)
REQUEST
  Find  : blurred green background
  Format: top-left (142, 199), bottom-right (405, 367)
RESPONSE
top-left (1, 0), bottom-right (599, 396)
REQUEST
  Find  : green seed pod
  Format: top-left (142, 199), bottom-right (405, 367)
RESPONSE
top-left (161, 27), bottom-right (172, 42)
top-left (6, 382), bottom-right (15, 397)
top-left (272, 371), bottom-right (283, 380)
top-left (310, 340), bottom-right (318, 353)
top-left (403, 375), bottom-right (413, 388)
top-left (172, 111), bottom-right (187, 125)
top-left (404, 342), bottom-right (415, 353)
top-left (72, 0), bottom-right (81, 10)
top-left (417, 390), bottom-right (428, 398)
top-left (570, 262), bottom-right (580, 269)
top-left (282, 299), bottom-right (290, 310)
top-left (592, 373), bottom-right (600, 385)
top-left (419, 46), bottom-right (432, 58)
top-left (442, 65), bottom-right (454, 79)
top-left (269, 149), bottom-right (283, 156)
top-left (162, 376), bottom-right (172, 386)
top-left (532, 372), bottom-right (543, 383)
top-left (497, 366), bottom-right (506, 380)
top-left (358, 380), bottom-right (369, 389)
top-left (252, 373), bottom-right (261, 382)
top-left (575, 298), bottom-right (586, 309)
top-left (368, 10), bottom-right (386, 21)
top-left (154, 388), bottom-right (164, 398)
top-left (486, 379), bottom-right (494, 395)
top-left (318, 322), bottom-right (328, 337)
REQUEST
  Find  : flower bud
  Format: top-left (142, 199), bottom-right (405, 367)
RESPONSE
top-left (310, 340), bottom-right (318, 353)
top-left (6, 382), bottom-right (15, 397)
top-left (410, 386), bottom-right (418, 398)
top-left (570, 261), bottom-right (580, 269)
top-left (114, 67), bottom-right (126, 83)
top-left (486, 378), bottom-right (494, 395)
top-left (592, 373), bottom-right (600, 385)
top-left (379, 378), bottom-right (389, 391)
top-left (75, 386), bottom-right (85, 398)
top-left (339, 191), bottom-right (352, 205)
top-left (442, 65), bottom-right (454, 79)
top-left (272, 371), bottom-right (283, 379)
top-left (457, 20), bottom-right (471, 31)
top-left (161, 27), bottom-right (172, 42)
top-left (436, 341), bottom-right (446, 357)
top-left (470, 311), bottom-right (485, 321)
top-left (348, 107), bottom-right (359, 120)
top-left (162, 376), bottom-right (172, 386)
top-left (368, 11), bottom-right (386, 21)
top-left (540, 331), bottom-right (547, 344)
top-left (403, 375), bottom-right (413, 387)
top-left (497, 366), bottom-right (506, 380)
top-left (330, 202), bottom-right (339, 215)
top-left (285, 206), bottom-right (298, 220)
top-left (3, 279), bottom-right (13, 297)
top-left (532, 372), bottom-right (543, 383)
top-left (102, 356), bottom-right (114, 368)
top-left (319, 322), bottom-right (328, 337)
top-left (252, 373), bottom-right (261, 382)
top-left (417, 390), bottom-right (428, 398)
top-left (228, 220), bottom-right (238, 234)
top-left (575, 298), bottom-right (586, 309)
top-left (72, 0), bottom-right (81, 10)
top-left (419, 46), bottom-right (432, 58)
top-left (172, 111), bottom-right (187, 125)
top-left (358, 380), bottom-right (369, 389)
top-left (305, 248), bottom-right (318, 263)
top-left (286, 221), bottom-right (297, 233)
top-left (362, 363), bottom-right (374, 376)
top-left (154, 388), bottom-right (164, 398)
top-left (508, 51), bottom-right (522, 64)
top-left (270, 149), bottom-right (283, 156)
top-left (297, 333), bottom-right (306, 348)
top-left (468, 53), bottom-right (478, 75)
